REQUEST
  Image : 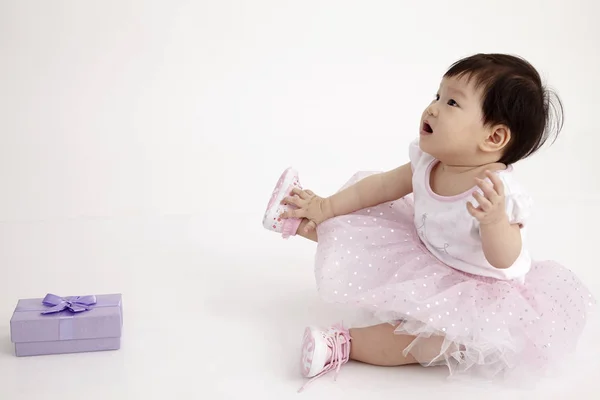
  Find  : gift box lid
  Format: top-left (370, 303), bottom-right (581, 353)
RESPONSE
top-left (10, 293), bottom-right (123, 344)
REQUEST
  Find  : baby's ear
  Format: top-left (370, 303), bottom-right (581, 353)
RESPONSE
top-left (482, 124), bottom-right (511, 152)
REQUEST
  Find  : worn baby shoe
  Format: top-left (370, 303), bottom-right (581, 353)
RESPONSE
top-left (262, 167), bottom-right (303, 238)
top-left (298, 324), bottom-right (352, 392)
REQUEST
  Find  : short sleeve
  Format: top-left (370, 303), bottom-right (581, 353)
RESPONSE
top-left (501, 175), bottom-right (533, 227)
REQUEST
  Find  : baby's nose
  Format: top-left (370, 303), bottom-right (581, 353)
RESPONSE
top-left (426, 103), bottom-right (439, 117)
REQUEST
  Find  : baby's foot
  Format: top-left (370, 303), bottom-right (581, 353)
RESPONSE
top-left (262, 167), bottom-right (303, 238)
top-left (299, 324), bottom-right (352, 392)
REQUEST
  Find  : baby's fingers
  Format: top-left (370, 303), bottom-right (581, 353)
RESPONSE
top-left (282, 195), bottom-right (303, 207)
top-left (304, 220), bottom-right (317, 233)
top-left (280, 208), bottom-right (306, 219)
top-left (466, 201), bottom-right (484, 220)
top-left (475, 177), bottom-right (500, 203)
top-left (472, 192), bottom-right (492, 211)
top-left (486, 170), bottom-right (505, 197)
top-left (290, 187), bottom-right (309, 200)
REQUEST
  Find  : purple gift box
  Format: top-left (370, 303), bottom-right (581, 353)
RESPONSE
top-left (10, 293), bottom-right (123, 357)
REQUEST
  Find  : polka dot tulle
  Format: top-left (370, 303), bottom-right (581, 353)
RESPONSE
top-left (314, 172), bottom-right (596, 381)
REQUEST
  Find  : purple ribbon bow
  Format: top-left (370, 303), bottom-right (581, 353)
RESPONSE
top-left (41, 293), bottom-right (97, 314)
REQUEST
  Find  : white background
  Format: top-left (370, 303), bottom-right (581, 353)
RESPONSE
top-left (1, 1), bottom-right (599, 399)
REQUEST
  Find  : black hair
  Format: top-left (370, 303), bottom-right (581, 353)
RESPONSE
top-left (444, 53), bottom-right (564, 165)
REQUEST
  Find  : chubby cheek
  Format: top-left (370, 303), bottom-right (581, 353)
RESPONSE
top-left (460, 116), bottom-right (485, 134)
top-left (442, 123), bottom-right (471, 143)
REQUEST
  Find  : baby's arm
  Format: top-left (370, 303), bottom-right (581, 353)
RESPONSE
top-left (479, 221), bottom-right (522, 270)
top-left (322, 162), bottom-right (413, 219)
top-left (468, 171), bottom-right (523, 269)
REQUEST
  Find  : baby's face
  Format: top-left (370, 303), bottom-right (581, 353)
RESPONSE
top-left (418, 75), bottom-right (489, 163)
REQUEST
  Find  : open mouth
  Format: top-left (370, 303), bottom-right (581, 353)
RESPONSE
top-left (422, 122), bottom-right (433, 134)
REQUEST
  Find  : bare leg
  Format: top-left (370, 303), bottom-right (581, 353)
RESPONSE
top-left (349, 323), bottom-right (448, 366)
top-left (296, 219), bottom-right (318, 242)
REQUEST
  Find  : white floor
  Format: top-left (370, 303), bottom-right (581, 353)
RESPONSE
top-left (0, 211), bottom-right (598, 399)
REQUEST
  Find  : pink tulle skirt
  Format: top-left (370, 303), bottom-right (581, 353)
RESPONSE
top-left (314, 172), bottom-right (596, 381)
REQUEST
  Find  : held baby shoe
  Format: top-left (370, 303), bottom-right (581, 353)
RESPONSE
top-left (298, 324), bottom-right (352, 392)
top-left (262, 167), bottom-right (303, 239)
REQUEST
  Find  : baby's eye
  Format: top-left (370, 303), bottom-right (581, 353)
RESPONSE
top-left (435, 94), bottom-right (440, 101)
top-left (447, 99), bottom-right (459, 107)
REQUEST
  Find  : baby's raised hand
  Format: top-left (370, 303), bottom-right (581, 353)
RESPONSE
top-left (280, 188), bottom-right (329, 233)
top-left (467, 170), bottom-right (507, 226)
